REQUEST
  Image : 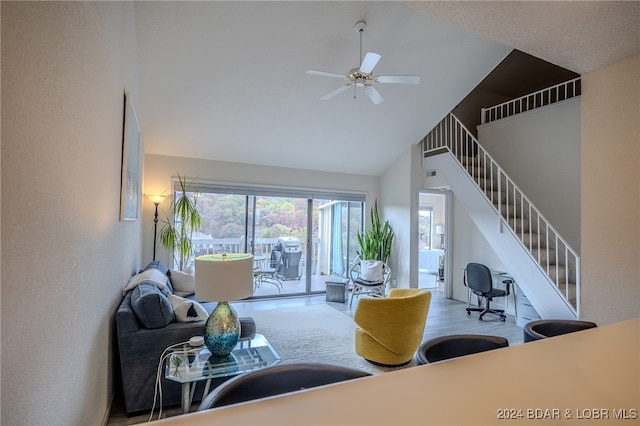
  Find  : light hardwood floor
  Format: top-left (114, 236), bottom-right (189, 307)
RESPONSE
top-left (107, 289), bottom-right (523, 425)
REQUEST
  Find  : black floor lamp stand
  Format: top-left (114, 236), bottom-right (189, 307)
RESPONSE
top-left (152, 201), bottom-right (161, 261)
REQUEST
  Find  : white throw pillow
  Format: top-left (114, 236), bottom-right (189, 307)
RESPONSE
top-left (123, 268), bottom-right (168, 294)
top-left (360, 260), bottom-right (384, 282)
top-left (167, 293), bottom-right (208, 322)
top-left (170, 265), bottom-right (195, 297)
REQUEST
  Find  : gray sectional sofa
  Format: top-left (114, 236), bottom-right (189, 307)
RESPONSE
top-left (116, 261), bottom-right (254, 415)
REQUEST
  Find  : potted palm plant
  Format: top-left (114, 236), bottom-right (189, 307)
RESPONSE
top-left (158, 173), bottom-right (204, 270)
top-left (356, 199), bottom-right (394, 263)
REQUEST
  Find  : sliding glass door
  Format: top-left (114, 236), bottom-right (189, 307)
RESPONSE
top-left (173, 184), bottom-right (363, 299)
top-left (250, 195), bottom-right (308, 296)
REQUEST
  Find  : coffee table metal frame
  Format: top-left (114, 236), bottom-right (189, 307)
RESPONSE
top-left (164, 334), bottom-right (281, 413)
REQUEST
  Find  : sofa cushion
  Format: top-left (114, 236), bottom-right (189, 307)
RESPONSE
top-left (167, 293), bottom-right (208, 322)
top-left (130, 282), bottom-right (175, 329)
top-left (116, 291), bottom-right (139, 334)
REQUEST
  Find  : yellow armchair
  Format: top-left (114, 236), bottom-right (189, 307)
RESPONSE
top-left (354, 288), bottom-right (432, 366)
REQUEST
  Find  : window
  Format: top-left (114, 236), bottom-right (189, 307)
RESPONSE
top-left (418, 207), bottom-right (433, 250)
top-left (172, 181), bottom-right (364, 298)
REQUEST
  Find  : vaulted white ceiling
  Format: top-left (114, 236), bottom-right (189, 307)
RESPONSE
top-left (134, 1), bottom-right (639, 176)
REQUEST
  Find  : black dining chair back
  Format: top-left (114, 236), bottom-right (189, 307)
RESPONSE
top-left (523, 319), bottom-right (597, 342)
top-left (416, 334), bottom-right (509, 364)
top-left (197, 363), bottom-right (371, 410)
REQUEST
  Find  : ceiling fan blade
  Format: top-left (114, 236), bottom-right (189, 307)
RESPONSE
top-left (364, 85), bottom-right (384, 104)
top-left (377, 75), bottom-right (421, 84)
top-left (320, 85), bottom-right (351, 100)
top-left (359, 52), bottom-right (381, 74)
top-left (306, 70), bottom-right (347, 79)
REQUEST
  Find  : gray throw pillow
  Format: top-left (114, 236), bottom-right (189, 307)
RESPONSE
top-left (130, 282), bottom-right (174, 329)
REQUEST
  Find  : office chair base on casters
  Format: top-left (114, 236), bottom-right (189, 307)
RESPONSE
top-left (466, 306), bottom-right (506, 322)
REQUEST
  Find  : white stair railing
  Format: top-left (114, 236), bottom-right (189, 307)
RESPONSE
top-left (481, 78), bottom-right (581, 124)
top-left (423, 113), bottom-right (580, 316)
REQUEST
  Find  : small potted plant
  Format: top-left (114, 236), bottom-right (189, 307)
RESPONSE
top-left (356, 199), bottom-right (394, 264)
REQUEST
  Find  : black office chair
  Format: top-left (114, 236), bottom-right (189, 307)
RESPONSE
top-left (416, 334), bottom-right (509, 364)
top-left (197, 363), bottom-right (371, 410)
top-left (464, 263), bottom-right (512, 321)
top-left (523, 319), bottom-right (597, 342)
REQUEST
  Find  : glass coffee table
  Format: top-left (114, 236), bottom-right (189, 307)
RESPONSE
top-left (165, 334), bottom-right (281, 413)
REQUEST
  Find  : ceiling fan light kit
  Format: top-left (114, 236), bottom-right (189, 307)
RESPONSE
top-left (306, 21), bottom-right (421, 105)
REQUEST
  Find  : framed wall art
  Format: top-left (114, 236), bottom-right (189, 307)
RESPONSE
top-left (120, 92), bottom-right (142, 221)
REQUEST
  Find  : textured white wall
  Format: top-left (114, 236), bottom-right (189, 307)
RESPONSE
top-left (379, 145), bottom-right (416, 289)
top-left (581, 55), bottom-right (640, 325)
top-left (1, 3), bottom-right (142, 424)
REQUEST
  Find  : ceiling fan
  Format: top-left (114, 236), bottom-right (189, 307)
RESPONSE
top-left (306, 21), bottom-right (420, 105)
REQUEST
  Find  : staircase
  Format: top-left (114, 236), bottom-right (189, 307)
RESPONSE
top-left (422, 112), bottom-right (580, 320)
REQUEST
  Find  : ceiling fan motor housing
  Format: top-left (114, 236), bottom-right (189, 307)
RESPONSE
top-left (348, 68), bottom-right (374, 85)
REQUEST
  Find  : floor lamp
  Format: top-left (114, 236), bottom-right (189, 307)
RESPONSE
top-left (435, 225), bottom-right (445, 280)
top-left (435, 225), bottom-right (445, 250)
top-left (147, 195), bottom-right (166, 261)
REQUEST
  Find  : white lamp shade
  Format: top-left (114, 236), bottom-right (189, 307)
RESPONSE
top-left (195, 253), bottom-right (254, 302)
top-left (146, 194), bottom-right (167, 205)
top-left (435, 225), bottom-right (445, 235)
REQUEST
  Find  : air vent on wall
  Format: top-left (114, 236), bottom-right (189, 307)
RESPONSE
top-left (425, 170), bottom-right (437, 177)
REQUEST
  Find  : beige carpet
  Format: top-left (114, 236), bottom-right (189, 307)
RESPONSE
top-left (234, 303), bottom-right (416, 376)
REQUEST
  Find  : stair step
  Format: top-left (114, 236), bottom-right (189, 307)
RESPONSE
top-left (474, 176), bottom-right (500, 191)
top-left (553, 282), bottom-right (577, 308)
top-left (545, 265), bottom-right (573, 284)
top-left (485, 190), bottom-right (508, 203)
top-left (518, 230), bottom-right (547, 250)
top-left (505, 217), bottom-right (532, 233)
top-left (531, 248), bottom-right (558, 265)
top-left (521, 232), bottom-right (548, 249)
top-left (460, 155), bottom-right (483, 167)
top-left (467, 165), bottom-right (491, 178)
top-left (471, 172), bottom-right (501, 188)
top-left (494, 202), bottom-right (525, 218)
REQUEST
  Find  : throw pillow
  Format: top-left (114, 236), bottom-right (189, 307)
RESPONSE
top-left (144, 260), bottom-right (170, 276)
top-left (360, 260), bottom-right (384, 282)
top-left (130, 282), bottom-right (175, 329)
top-left (123, 268), bottom-right (170, 295)
top-left (167, 293), bottom-right (208, 322)
top-left (170, 265), bottom-right (195, 297)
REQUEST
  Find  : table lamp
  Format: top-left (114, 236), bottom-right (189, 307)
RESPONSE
top-left (195, 253), bottom-right (254, 357)
top-left (435, 225), bottom-right (445, 249)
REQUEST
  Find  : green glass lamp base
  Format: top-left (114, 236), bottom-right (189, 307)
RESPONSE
top-left (204, 301), bottom-right (241, 357)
